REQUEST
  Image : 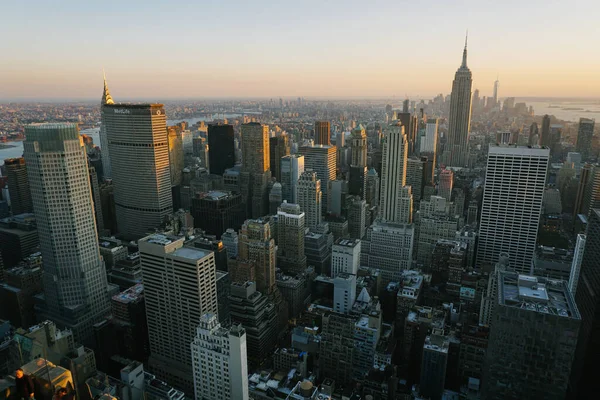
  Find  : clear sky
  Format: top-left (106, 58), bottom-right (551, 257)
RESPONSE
top-left (1, 0), bottom-right (599, 100)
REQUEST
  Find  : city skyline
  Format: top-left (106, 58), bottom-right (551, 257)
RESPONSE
top-left (3, 1), bottom-right (600, 100)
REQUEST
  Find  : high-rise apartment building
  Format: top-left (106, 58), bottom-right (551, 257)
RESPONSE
top-left (103, 104), bottom-right (172, 239)
top-left (277, 202), bottom-right (307, 275)
top-left (23, 123), bottom-right (110, 342)
top-left (207, 123), bottom-right (235, 175)
top-left (269, 134), bottom-right (290, 182)
top-left (314, 121), bottom-right (331, 145)
top-left (576, 118), bottom-right (595, 161)
top-left (280, 155), bottom-right (304, 203)
top-left (438, 169), bottom-right (454, 201)
top-left (240, 123), bottom-right (271, 219)
top-left (299, 145), bottom-right (336, 213)
top-left (444, 38), bottom-right (473, 167)
top-left (139, 234), bottom-right (218, 395)
top-left (476, 145), bottom-right (549, 272)
top-left (483, 273), bottom-right (580, 400)
top-left (380, 122), bottom-right (412, 223)
top-left (191, 314), bottom-right (249, 400)
top-left (99, 73), bottom-right (115, 178)
top-left (331, 238), bottom-right (361, 277)
top-left (5, 158), bottom-right (32, 215)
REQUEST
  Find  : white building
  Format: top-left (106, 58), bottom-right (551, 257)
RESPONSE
top-left (299, 145), bottom-right (336, 214)
top-left (331, 238), bottom-right (361, 277)
top-left (297, 170), bottom-right (322, 230)
top-left (420, 118), bottom-right (438, 153)
top-left (191, 314), bottom-right (248, 400)
top-left (569, 233), bottom-right (586, 296)
top-left (23, 123), bottom-right (110, 342)
top-left (476, 145), bottom-right (549, 273)
top-left (333, 273), bottom-right (357, 314)
top-left (281, 155), bottom-right (304, 203)
top-left (139, 234), bottom-right (218, 395)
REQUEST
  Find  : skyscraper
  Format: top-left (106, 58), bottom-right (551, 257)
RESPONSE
top-left (191, 314), bottom-right (249, 400)
top-left (314, 121), bottom-right (331, 146)
top-left (540, 114), bottom-right (551, 147)
top-left (406, 157), bottom-right (424, 204)
top-left (139, 234), bottom-right (218, 395)
top-left (528, 122), bottom-right (539, 146)
top-left (277, 202), bottom-right (307, 275)
top-left (4, 157), bottom-right (32, 215)
top-left (240, 123), bottom-right (271, 219)
top-left (208, 123), bottom-right (235, 175)
top-left (476, 145), bottom-right (549, 272)
top-left (23, 123), bottom-right (110, 342)
top-left (269, 133), bottom-right (290, 182)
top-left (298, 145), bottom-right (336, 213)
top-left (331, 238), bottom-right (361, 277)
top-left (492, 76), bottom-right (499, 106)
top-left (444, 36), bottom-right (473, 167)
top-left (99, 72), bottom-right (114, 178)
top-left (297, 170), bottom-right (322, 230)
top-left (237, 218), bottom-right (276, 294)
top-left (576, 118), bottom-right (595, 161)
top-left (379, 122), bottom-right (412, 224)
top-left (280, 155), bottom-right (304, 203)
top-left (103, 104), bottom-right (173, 239)
top-left (438, 169), bottom-right (454, 201)
top-left (420, 118), bottom-right (438, 154)
top-left (349, 125), bottom-right (368, 199)
top-left (167, 126), bottom-right (184, 186)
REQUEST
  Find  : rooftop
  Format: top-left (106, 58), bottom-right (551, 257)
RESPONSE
top-left (172, 247), bottom-right (210, 260)
top-left (334, 238), bottom-right (360, 248)
top-left (112, 283), bottom-right (144, 304)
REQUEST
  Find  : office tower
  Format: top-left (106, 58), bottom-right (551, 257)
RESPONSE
top-left (350, 125), bottom-right (367, 167)
top-left (139, 234), bottom-right (218, 395)
top-left (191, 314), bottom-right (249, 400)
top-left (332, 273), bottom-right (357, 314)
top-left (23, 123), bottom-right (110, 342)
top-left (403, 99), bottom-right (409, 113)
top-left (476, 145), bottom-right (549, 272)
top-left (361, 220), bottom-right (414, 283)
top-left (336, 131), bottom-right (345, 148)
top-left (314, 121), bottom-right (331, 145)
top-left (482, 273), bottom-right (580, 400)
top-left (280, 155), bottom-right (304, 203)
top-left (5, 158), bottom-right (32, 215)
top-left (571, 209), bottom-right (600, 396)
top-left (103, 104), bottom-right (172, 239)
top-left (277, 202), bottom-right (307, 275)
top-left (269, 134), bottom-right (290, 182)
top-left (380, 122), bottom-right (412, 223)
top-left (88, 166), bottom-right (105, 234)
top-left (299, 145), bottom-right (336, 213)
top-left (296, 170), bottom-right (323, 230)
top-left (237, 218), bottom-right (276, 294)
top-left (569, 233), bottom-right (586, 296)
top-left (420, 334), bottom-right (449, 400)
top-left (305, 231), bottom-right (333, 275)
top-left (222, 228), bottom-right (239, 259)
top-left (215, 271), bottom-right (231, 325)
top-left (529, 122), bottom-right (539, 146)
top-left (228, 282), bottom-right (278, 366)
top-left (580, 164), bottom-right (600, 218)
top-left (417, 214), bottom-right (460, 266)
top-left (240, 123), bottom-right (271, 218)
top-left (331, 238), bottom-right (361, 277)
top-left (492, 76), bottom-right (499, 105)
top-left (420, 118), bottom-right (438, 154)
top-left (540, 114), bottom-right (551, 147)
top-left (0, 261), bottom-right (43, 328)
top-left (99, 72), bottom-right (115, 178)
top-left (365, 168), bottom-right (380, 207)
top-left (0, 213), bottom-right (38, 268)
top-left (191, 191), bottom-right (245, 238)
top-left (269, 182), bottom-right (282, 214)
top-left (466, 200), bottom-right (478, 225)
top-left (192, 136), bottom-right (210, 169)
top-left (347, 196), bottom-right (367, 239)
top-left (438, 169), bottom-right (453, 201)
top-left (576, 118), bottom-right (595, 161)
top-left (110, 283), bottom-right (150, 364)
top-left (208, 123), bottom-right (235, 175)
top-left (406, 157), bottom-right (424, 204)
top-left (444, 36), bottom-right (473, 167)
top-left (167, 127), bottom-right (184, 186)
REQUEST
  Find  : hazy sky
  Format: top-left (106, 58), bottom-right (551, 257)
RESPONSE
top-left (2, 0), bottom-right (599, 100)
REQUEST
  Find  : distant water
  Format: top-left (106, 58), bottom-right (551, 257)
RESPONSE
top-left (521, 99), bottom-right (600, 122)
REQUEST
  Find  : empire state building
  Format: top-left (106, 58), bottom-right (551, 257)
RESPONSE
top-left (444, 36), bottom-right (473, 168)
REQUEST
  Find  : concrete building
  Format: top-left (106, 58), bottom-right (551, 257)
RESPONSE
top-left (331, 238), bottom-right (361, 277)
top-left (98, 237), bottom-right (128, 269)
top-left (103, 104), bottom-right (173, 239)
top-left (277, 202), bottom-right (307, 275)
top-left (438, 169), bottom-right (453, 201)
top-left (191, 313), bottom-right (248, 400)
top-left (297, 170), bottom-right (322, 230)
top-left (0, 214), bottom-right (38, 268)
top-left (236, 218), bottom-right (276, 294)
top-left (406, 157), bottom-right (424, 205)
top-left (304, 231), bottom-right (333, 276)
top-left (298, 145), bottom-right (336, 213)
top-left (269, 134), bottom-right (291, 182)
top-left (240, 122), bottom-right (271, 219)
top-left (139, 234), bottom-right (218, 395)
top-left (420, 334), bottom-right (449, 400)
top-left (191, 191), bottom-right (245, 238)
top-left (347, 196), bottom-right (367, 239)
top-left (0, 263), bottom-right (43, 328)
top-left (276, 272), bottom-right (311, 318)
top-left (280, 155), bottom-right (304, 203)
top-left (168, 126), bottom-right (184, 186)
top-left (314, 121), bottom-right (331, 145)
top-left (379, 122), bottom-right (411, 224)
top-left (576, 118), bottom-right (595, 161)
top-left (208, 123), bottom-right (235, 175)
top-left (365, 168), bottom-right (380, 208)
top-left (482, 273), bottom-right (580, 400)
top-left (221, 228), bottom-right (239, 259)
top-left (477, 145), bottom-right (549, 272)
top-left (4, 158), bottom-right (32, 215)
top-left (420, 118), bottom-right (438, 154)
top-left (23, 123), bottom-right (110, 343)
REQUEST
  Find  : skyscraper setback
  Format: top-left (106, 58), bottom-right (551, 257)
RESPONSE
top-left (23, 123), bottom-right (110, 342)
top-left (444, 36), bottom-right (473, 167)
top-left (103, 103), bottom-right (173, 239)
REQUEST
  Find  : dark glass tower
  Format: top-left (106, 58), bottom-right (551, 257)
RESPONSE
top-left (207, 123), bottom-right (235, 175)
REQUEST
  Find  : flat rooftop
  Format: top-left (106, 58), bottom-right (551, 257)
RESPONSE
top-left (112, 283), bottom-right (144, 304)
top-left (171, 247), bottom-right (210, 260)
top-left (334, 238), bottom-right (360, 247)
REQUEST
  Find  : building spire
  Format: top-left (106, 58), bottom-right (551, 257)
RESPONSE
top-left (102, 68), bottom-right (114, 105)
top-left (461, 30), bottom-right (468, 68)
